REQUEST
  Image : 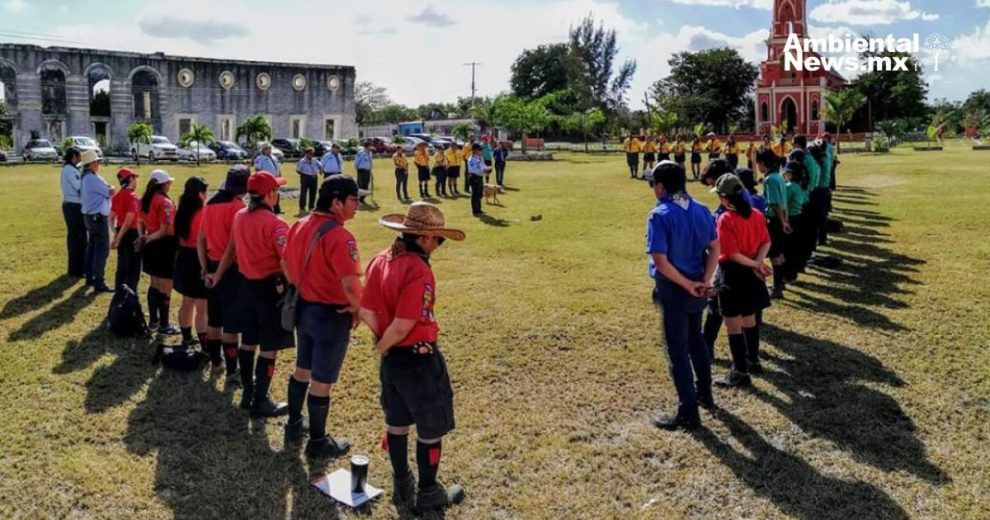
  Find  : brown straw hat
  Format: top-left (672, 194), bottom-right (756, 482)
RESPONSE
top-left (379, 202), bottom-right (466, 241)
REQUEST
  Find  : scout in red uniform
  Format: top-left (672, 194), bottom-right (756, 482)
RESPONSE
top-left (172, 177), bottom-right (210, 354)
top-left (209, 171), bottom-right (290, 417)
top-left (139, 169), bottom-right (179, 335)
top-left (282, 175), bottom-right (362, 459)
top-left (359, 202), bottom-right (466, 513)
top-left (199, 167), bottom-right (249, 386)
top-left (110, 168), bottom-right (141, 293)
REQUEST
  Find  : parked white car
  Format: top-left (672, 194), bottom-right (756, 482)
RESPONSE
top-left (398, 136), bottom-right (435, 154)
top-left (67, 136), bottom-right (103, 158)
top-left (22, 139), bottom-right (59, 162)
top-left (252, 142), bottom-right (285, 162)
top-left (178, 141), bottom-right (217, 162)
top-left (133, 136), bottom-right (178, 162)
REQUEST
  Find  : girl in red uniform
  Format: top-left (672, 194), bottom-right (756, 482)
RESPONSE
top-left (139, 170), bottom-right (179, 335)
top-left (172, 177), bottom-right (210, 354)
top-left (712, 173), bottom-right (772, 388)
top-left (110, 168), bottom-right (141, 293)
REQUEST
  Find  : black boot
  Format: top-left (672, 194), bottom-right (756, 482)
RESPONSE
top-left (653, 413), bottom-right (700, 431)
top-left (250, 356), bottom-right (287, 418)
top-left (238, 348), bottom-right (255, 410)
top-left (415, 483), bottom-right (465, 513)
top-left (392, 472), bottom-right (416, 508)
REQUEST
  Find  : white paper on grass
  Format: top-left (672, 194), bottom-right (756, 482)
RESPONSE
top-left (311, 469), bottom-right (383, 508)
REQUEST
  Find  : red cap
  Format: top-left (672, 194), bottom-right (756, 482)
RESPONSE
top-left (819, 132), bottom-right (832, 139)
top-left (248, 171), bottom-right (287, 195)
top-left (117, 167), bottom-right (138, 181)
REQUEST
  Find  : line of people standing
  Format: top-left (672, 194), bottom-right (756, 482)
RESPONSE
top-left (644, 131), bottom-right (837, 430)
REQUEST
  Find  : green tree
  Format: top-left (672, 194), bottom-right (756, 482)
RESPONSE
top-left (127, 122), bottom-right (153, 165)
top-left (180, 123), bottom-right (215, 166)
top-left (650, 110), bottom-right (678, 137)
top-left (822, 89), bottom-right (867, 152)
top-left (374, 104), bottom-right (418, 125)
top-left (963, 89), bottom-right (990, 118)
top-left (492, 94), bottom-right (556, 153)
top-left (568, 15), bottom-right (637, 113)
top-left (236, 115), bottom-right (272, 148)
top-left (355, 81), bottom-right (391, 126)
top-left (876, 119), bottom-right (905, 148)
top-left (562, 108), bottom-right (606, 152)
top-left (854, 51), bottom-right (928, 126)
top-left (90, 90), bottom-right (110, 117)
top-left (451, 123), bottom-right (473, 141)
top-left (510, 43), bottom-right (572, 100)
top-left (470, 97), bottom-right (499, 136)
top-left (650, 48), bottom-right (758, 134)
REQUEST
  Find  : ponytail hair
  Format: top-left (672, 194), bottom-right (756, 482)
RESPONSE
top-left (141, 180), bottom-right (166, 214)
top-left (174, 177), bottom-right (208, 240)
top-left (727, 188), bottom-right (753, 219)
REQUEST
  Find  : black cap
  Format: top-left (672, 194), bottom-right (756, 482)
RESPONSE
top-left (319, 174), bottom-right (359, 202)
top-left (224, 165), bottom-right (249, 195)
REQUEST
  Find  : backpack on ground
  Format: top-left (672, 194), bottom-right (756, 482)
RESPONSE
top-left (152, 343), bottom-right (208, 372)
top-left (107, 285), bottom-right (148, 338)
top-left (826, 218), bottom-right (844, 233)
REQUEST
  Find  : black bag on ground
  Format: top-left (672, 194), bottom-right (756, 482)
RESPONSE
top-left (152, 343), bottom-right (208, 371)
top-left (826, 218), bottom-right (844, 233)
top-left (107, 285), bottom-right (148, 337)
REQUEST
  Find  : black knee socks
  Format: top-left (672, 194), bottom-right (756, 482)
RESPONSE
top-left (772, 264), bottom-right (785, 290)
top-left (158, 289), bottom-right (171, 327)
top-left (307, 393), bottom-right (329, 440)
top-left (743, 325), bottom-right (760, 364)
top-left (416, 440), bottom-right (442, 489)
top-left (206, 339), bottom-right (222, 365)
top-left (223, 342), bottom-right (239, 375)
top-left (181, 327), bottom-right (192, 342)
top-left (387, 432), bottom-right (410, 479)
top-left (253, 356), bottom-right (276, 403)
top-left (728, 333), bottom-right (749, 374)
top-left (238, 349), bottom-right (256, 396)
top-left (146, 288), bottom-right (159, 323)
top-left (287, 376), bottom-right (308, 423)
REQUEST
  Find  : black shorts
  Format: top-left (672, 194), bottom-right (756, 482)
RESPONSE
top-left (691, 152), bottom-right (702, 164)
top-left (142, 236), bottom-right (178, 278)
top-left (380, 346), bottom-right (455, 439)
top-left (173, 246), bottom-right (208, 299)
top-left (432, 166), bottom-right (447, 179)
top-left (295, 300), bottom-right (351, 384)
top-left (709, 153), bottom-right (721, 161)
top-left (659, 153), bottom-right (671, 162)
top-left (206, 260), bottom-right (244, 332)
top-left (446, 165), bottom-right (460, 179)
top-left (483, 159), bottom-right (492, 167)
top-left (625, 152), bottom-right (640, 167)
top-left (416, 165), bottom-right (431, 182)
top-left (717, 261), bottom-right (771, 318)
top-left (643, 152), bottom-right (656, 163)
top-left (727, 153), bottom-right (739, 168)
top-left (240, 277), bottom-right (294, 351)
top-left (767, 216), bottom-right (786, 258)
top-left (675, 153), bottom-right (686, 163)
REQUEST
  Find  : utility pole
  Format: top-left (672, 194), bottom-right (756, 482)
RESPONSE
top-left (463, 62), bottom-right (481, 106)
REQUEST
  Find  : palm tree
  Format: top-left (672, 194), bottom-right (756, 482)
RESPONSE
top-left (180, 123), bottom-right (216, 166)
top-left (471, 98), bottom-right (497, 136)
top-left (451, 123), bottom-right (473, 141)
top-left (822, 89), bottom-right (866, 152)
top-left (236, 115), bottom-right (272, 149)
top-left (127, 122), bottom-right (154, 166)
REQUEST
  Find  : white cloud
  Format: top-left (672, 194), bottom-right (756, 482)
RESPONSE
top-left (2, 0), bottom-right (27, 12)
top-left (810, 0), bottom-right (939, 26)
top-left (950, 20), bottom-right (990, 63)
top-left (668, 0), bottom-right (771, 8)
top-left (977, 0), bottom-right (990, 7)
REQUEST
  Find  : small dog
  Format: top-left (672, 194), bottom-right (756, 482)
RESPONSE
top-left (483, 184), bottom-right (503, 205)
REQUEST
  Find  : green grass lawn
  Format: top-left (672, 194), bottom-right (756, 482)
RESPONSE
top-left (0, 142), bottom-right (988, 519)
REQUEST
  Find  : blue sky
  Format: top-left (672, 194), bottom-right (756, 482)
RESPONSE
top-left (1, 0), bottom-right (988, 109)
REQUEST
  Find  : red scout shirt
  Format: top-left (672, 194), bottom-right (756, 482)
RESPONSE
top-left (179, 208), bottom-right (204, 248)
top-left (284, 213), bottom-right (361, 306)
top-left (142, 193), bottom-right (175, 235)
top-left (717, 209), bottom-right (770, 263)
top-left (232, 206), bottom-right (289, 280)
top-left (361, 240), bottom-right (439, 345)
top-left (201, 198), bottom-right (246, 262)
top-left (111, 188), bottom-right (140, 231)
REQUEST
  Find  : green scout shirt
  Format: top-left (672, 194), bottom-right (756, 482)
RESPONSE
top-left (786, 181), bottom-right (807, 216)
top-left (763, 171), bottom-right (786, 219)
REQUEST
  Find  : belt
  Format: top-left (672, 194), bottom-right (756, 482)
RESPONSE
top-left (393, 341), bottom-right (437, 356)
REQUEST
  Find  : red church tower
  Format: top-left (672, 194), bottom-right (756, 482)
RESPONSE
top-left (755, 0), bottom-right (845, 137)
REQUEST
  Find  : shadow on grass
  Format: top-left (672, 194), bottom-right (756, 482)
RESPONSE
top-left (477, 214), bottom-right (511, 227)
top-left (7, 285), bottom-right (97, 342)
top-left (122, 369), bottom-right (342, 519)
top-left (757, 323), bottom-right (949, 484)
top-left (0, 273), bottom-right (79, 320)
top-left (694, 410), bottom-right (909, 520)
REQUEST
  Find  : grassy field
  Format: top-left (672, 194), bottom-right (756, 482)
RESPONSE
top-left (0, 142), bottom-right (988, 519)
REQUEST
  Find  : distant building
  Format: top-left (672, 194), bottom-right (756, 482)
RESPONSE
top-left (398, 119), bottom-right (480, 137)
top-left (0, 43), bottom-right (357, 152)
top-left (754, 0), bottom-right (845, 137)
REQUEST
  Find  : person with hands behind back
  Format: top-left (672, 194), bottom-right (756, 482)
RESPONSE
top-left (645, 161), bottom-right (719, 431)
top-left (281, 175), bottom-right (363, 460)
top-left (359, 202), bottom-right (466, 514)
top-left (712, 173), bottom-right (772, 389)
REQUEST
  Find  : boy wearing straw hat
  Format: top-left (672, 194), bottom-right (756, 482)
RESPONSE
top-left (359, 202), bottom-right (466, 514)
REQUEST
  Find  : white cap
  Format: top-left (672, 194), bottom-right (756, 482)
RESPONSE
top-left (150, 169), bottom-right (174, 185)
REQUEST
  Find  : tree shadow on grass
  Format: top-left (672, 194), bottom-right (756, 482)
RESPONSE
top-left (122, 368), bottom-right (342, 519)
top-left (694, 410), bottom-right (909, 520)
top-left (0, 274), bottom-right (78, 320)
top-left (756, 323), bottom-right (949, 484)
top-left (7, 285), bottom-right (97, 342)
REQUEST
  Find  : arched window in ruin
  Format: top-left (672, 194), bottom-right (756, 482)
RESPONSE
top-left (41, 65), bottom-right (67, 115)
top-left (87, 64), bottom-right (112, 118)
top-left (131, 69), bottom-right (160, 121)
